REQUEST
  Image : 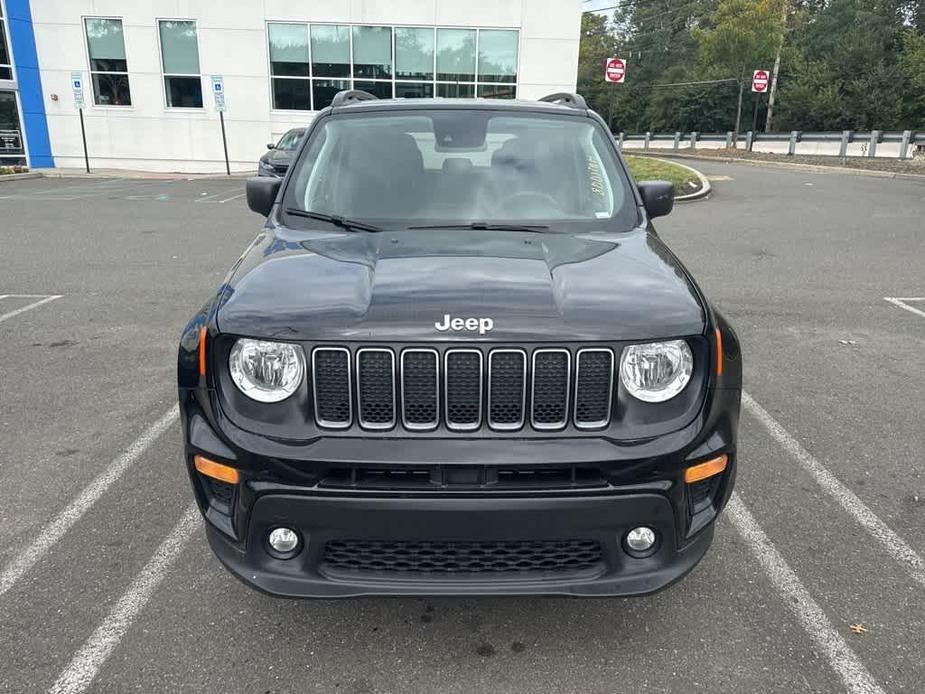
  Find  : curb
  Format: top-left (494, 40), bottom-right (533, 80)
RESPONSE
top-left (0, 172), bottom-right (42, 183)
top-left (629, 155), bottom-right (712, 202)
top-left (35, 170), bottom-right (253, 180)
top-left (630, 150), bottom-right (925, 182)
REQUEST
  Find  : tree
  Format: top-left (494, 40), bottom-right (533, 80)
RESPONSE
top-left (576, 13), bottom-right (620, 128)
top-left (693, 0), bottom-right (784, 136)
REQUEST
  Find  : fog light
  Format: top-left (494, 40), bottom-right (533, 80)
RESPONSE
top-left (267, 527), bottom-right (300, 555)
top-left (625, 526), bottom-right (657, 554)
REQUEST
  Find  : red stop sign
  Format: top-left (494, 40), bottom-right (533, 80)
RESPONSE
top-left (605, 58), bottom-right (626, 84)
top-left (752, 69), bottom-right (769, 93)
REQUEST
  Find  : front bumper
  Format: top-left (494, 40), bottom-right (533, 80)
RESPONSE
top-left (206, 491), bottom-right (715, 598)
top-left (182, 378), bottom-right (739, 598)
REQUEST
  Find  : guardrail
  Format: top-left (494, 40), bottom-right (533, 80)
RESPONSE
top-left (614, 130), bottom-right (924, 160)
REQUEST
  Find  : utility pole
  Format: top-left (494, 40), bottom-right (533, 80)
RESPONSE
top-left (765, 0), bottom-right (789, 133)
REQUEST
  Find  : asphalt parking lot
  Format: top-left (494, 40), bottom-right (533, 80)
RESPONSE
top-left (1, 163), bottom-right (923, 693)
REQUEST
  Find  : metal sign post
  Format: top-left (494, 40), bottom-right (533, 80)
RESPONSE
top-left (750, 70), bottom-right (770, 150)
top-left (211, 76), bottom-right (230, 176)
top-left (71, 71), bottom-right (89, 173)
top-left (604, 58), bottom-right (627, 135)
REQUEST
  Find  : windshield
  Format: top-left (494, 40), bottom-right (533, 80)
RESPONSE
top-left (284, 109), bottom-right (636, 230)
top-left (275, 129), bottom-right (304, 151)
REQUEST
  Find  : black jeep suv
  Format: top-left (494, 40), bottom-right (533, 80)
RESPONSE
top-left (178, 91), bottom-right (741, 598)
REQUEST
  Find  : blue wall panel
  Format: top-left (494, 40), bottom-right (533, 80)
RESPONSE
top-left (6, 0), bottom-right (53, 168)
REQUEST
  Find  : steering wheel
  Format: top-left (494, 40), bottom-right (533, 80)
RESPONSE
top-left (500, 191), bottom-right (561, 215)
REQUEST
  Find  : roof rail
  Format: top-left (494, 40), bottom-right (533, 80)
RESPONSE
top-left (538, 92), bottom-right (588, 110)
top-left (331, 90), bottom-right (379, 108)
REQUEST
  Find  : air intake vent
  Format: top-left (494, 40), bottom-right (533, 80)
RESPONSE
top-left (322, 538), bottom-right (604, 575)
top-left (488, 349), bottom-right (526, 430)
top-left (444, 350), bottom-right (482, 431)
top-left (312, 348), bottom-right (352, 428)
top-left (531, 349), bottom-right (570, 429)
top-left (356, 349), bottom-right (395, 429)
top-left (574, 349), bottom-right (614, 428)
top-left (401, 349), bottom-right (439, 430)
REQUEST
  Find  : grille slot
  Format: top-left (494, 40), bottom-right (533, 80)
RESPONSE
top-left (444, 349), bottom-right (483, 431)
top-left (322, 538), bottom-right (603, 575)
top-left (574, 348), bottom-right (614, 429)
top-left (356, 349), bottom-right (395, 429)
top-left (488, 349), bottom-right (526, 430)
top-left (312, 347), bottom-right (352, 428)
top-left (531, 349), bottom-right (570, 429)
top-left (401, 349), bottom-right (439, 430)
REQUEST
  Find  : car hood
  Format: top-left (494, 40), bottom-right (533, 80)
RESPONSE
top-left (260, 149), bottom-right (295, 166)
top-left (216, 228), bottom-right (705, 342)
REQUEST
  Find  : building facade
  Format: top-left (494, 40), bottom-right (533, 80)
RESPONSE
top-left (0, 0), bottom-right (582, 173)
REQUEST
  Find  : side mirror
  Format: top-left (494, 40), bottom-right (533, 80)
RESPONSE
top-left (246, 176), bottom-right (282, 217)
top-left (266, 143), bottom-right (275, 149)
top-left (637, 180), bottom-right (674, 219)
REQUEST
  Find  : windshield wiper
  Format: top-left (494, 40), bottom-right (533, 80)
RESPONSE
top-left (407, 222), bottom-right (550, 232)
top-left (284, 208), bottom-right (382, 232)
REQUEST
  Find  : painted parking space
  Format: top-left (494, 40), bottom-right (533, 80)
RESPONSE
top-left (0, 294), bottom-right (62, 324)
top-left (0, 177), bottom-right (251, 204)
top-left (885, 296), bottom-right (925, 320)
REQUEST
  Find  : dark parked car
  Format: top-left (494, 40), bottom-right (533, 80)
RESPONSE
top-left (179, 91), bottom-right (741, 598)
top-left (256, 127), bottom-right (305, 178)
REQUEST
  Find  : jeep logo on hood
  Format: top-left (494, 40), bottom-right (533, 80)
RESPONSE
top-left (434, 314), bottom-right (494, 335)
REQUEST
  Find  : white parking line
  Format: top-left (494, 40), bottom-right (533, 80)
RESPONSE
top-left (0, 295), bottom-right (62, 324)
top-left (726, 495), bottom-right (885, 694)
top-left (47, 505), bottom-right (199, 694)
top-left (884, 297), bottom-right (925, 320)
top-left (743, 391), bottom-right (925, 590)
top-left (194, 187), bottom-right (244, 203)
top-left (0, 405), bottom-right (179, 598)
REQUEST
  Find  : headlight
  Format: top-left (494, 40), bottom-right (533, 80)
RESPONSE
top-left (229, 338), bottom-right (304, 403)
top-left (258, 160), bottom-right (276, 176)
top-left (619, 340), bottom-right (693, 403)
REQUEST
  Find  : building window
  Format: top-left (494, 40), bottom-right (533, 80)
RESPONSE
top-left (265, 23), bottom-right (518, 111)
top-left (395, 27), bottom-right (433, 81)
top-left (158, 20), bottom-right (202, 108)
top-left (84, 18), bottom-right (131, 106)
top-left (269, 23), bottom-right (310, 110)
top-left (0, 3), bottom-right (12, 81)
top-left (477, 30), bottom-right (518, 84)
top-left (436, 28), bottom-right (476, 84)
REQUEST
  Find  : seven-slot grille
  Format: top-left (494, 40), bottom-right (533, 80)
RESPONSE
top-left (310, 346), bottom-right (615, 432)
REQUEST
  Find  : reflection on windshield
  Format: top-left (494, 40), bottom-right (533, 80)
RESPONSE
top-left (289, 111), bottom-right (632, 227)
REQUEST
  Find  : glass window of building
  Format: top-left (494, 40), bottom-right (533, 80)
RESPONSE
top-left (84, 18), bottom-right (132, 106)
top-left (269, 23), bottom-right (310, 110)
top-left (312, 78), bottom-right (349, 111)
top-left (264, 23), bottom-right (519, 109)
top-left (352, 26), bottom-right (391, 80)
top-left (158, 20), bottom-right (202, 108)
top-left (436, 28), bottom-right (476, 83)
top-left (477, 30), bottom-right (518, 83)
top-left (396, 82), bottom-right (434, 99)
top-left (311, 25), bottom-right (350, 78)
top-left (437, 83), bottom-right (474, 99)
top-left (395, 27), bottom-right (433, 81)
top-left (0, 3), bottom-right (12, 81)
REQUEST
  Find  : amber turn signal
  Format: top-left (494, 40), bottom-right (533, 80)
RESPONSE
top-left (194, 455), bottom-right (240, 484)
top-left (714, 327), bottom-right (724, 376)
top-left (198, 326), bottom-right (207, 376)
top-left (684, 454), bottom-right (728, 484)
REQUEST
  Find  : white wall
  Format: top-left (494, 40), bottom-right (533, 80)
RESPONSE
top-left (31, 0), bottom-right (582, 173)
